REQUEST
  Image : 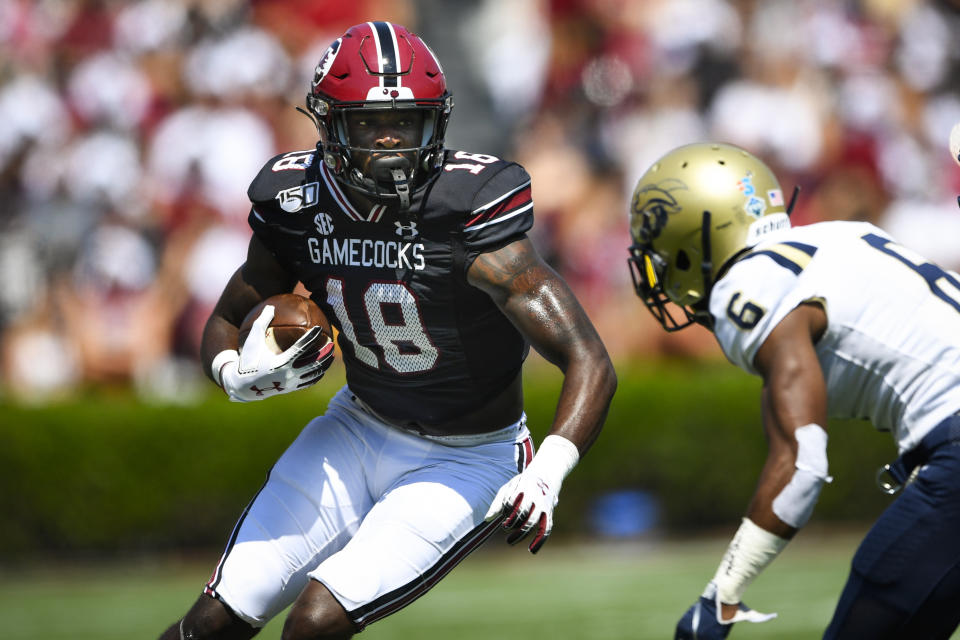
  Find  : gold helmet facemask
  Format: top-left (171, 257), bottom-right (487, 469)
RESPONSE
top-left (627, 143), bottom-right (798, 332)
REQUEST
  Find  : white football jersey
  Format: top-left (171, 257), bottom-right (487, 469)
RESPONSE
top-left (710, 220), bottom-right (960, 453)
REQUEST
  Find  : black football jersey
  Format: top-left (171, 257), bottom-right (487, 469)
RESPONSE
top-left (246, 148), bottom-right (534, 425)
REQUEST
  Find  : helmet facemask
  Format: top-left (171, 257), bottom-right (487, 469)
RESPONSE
top-left (627, 210), bottom-right (716, 332)
top-left (306, 98), bottom-right (451, 209)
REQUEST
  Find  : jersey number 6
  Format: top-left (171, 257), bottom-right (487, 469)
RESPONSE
top-left (863, 233), bottom-right (960, 314)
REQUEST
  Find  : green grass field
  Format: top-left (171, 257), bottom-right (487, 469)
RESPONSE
top-left (11, 525), bottom-right (954, 640)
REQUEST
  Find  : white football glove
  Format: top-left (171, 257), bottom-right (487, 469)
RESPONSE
top-left (212, 305), bottom-right (334, 403)
top-left (483, 435), bottom-right (579, 554)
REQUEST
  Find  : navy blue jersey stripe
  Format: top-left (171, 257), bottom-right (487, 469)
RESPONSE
top-left (863, 232), bottom-right (960, 313)
top-left (372, 21), bottom-right (398, 87)
top-left (781, 241), bottom-right (818, 257)
top-left (742, 250), bottom-right (804, 275)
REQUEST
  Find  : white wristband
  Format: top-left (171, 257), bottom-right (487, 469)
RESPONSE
top-left (712, 518), bottom-right (789, 604)
top-left (210, 349), bottom-right (239, 388)
top-left (529, 435), bottom-right (580, 486)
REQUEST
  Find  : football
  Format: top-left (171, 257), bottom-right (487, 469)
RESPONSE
top-left (238, 293), bottom-right (332, 354)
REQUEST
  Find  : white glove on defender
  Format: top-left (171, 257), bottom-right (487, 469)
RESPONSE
top-left (212, 305), bottom-right (334, 403)
top-left (484, 435), bottom-right (579, 554)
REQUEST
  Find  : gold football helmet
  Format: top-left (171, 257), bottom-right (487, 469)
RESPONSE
top-left (627, 143), bottom-right (794, 331)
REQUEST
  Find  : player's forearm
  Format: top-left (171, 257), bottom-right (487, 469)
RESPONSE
top-left (516, 285), bottom-right (616, 453)
top-left (547, 352), bottom-right (616, 454)
top-left (200, 313), bottom-right (242, 383)
top-left (754, 383), bottom-right (831, 535)
top-left (716, 419), bottom-right (831, 604)
top-left (466, 236), bottom-right (616, 451)
top-left (745, 448), bottom-right (803, 539)
top-left (508, 273), bottom-right (616, 453)
top-left (199, 259), bottom-right (289, 382)
top-left (712, 472), bottom-right (797, 603)
top-left (713, 410), bottom-right (804, 603)
top-left (711, 517), bottom-right (790, 605)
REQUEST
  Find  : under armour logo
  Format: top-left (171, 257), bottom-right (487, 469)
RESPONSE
top-left (395, 220), bottom-right (418, 237)
top-left (536, 479), bottom-right (550, 496)
top-left (249, 381), bottom-right (284, 396)
top-left (314, 212), bottom-right (334, 235)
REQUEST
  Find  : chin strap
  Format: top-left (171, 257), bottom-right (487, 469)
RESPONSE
top-left (700, 211), bottom-right (713, 288)
top-left (389, 167), bottom-right (411, 210)
top-left (296, 105), bottom-right (321, 133)
top-left (690, 210), bottom-right (716, 330)
top-left (786, 185), bottom-right (801, 216)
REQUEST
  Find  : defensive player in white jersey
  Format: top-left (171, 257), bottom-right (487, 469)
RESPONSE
top-left (627, 142), bottom-right (960, 639)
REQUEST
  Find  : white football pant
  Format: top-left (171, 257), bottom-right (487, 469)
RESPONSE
top-left (204, 386), bottom-right (533, 629)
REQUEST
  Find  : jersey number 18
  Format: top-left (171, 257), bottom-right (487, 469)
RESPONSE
top-left (324, 278), bottom-right (439, 374)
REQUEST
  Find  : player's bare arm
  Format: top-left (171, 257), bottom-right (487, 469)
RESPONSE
top-left (637, 142), bottom-right (960, 638)
top-left (199, 234), bottom-right (297, 382)
top-left (199, 235), bottom-right (333, 404)
top-left (467, 235), bottom-right (616, 453)
top-left (470, 235), bottom-right (615, 553)
top-left (750, 301), bottom-right (829, 538)
top-left (703, 301), bottom-right (830, 622)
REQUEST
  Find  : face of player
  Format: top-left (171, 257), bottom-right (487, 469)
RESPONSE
top-left (345, 108), bottom-right (425, 179)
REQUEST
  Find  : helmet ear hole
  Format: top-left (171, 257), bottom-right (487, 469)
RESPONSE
top-left (676, 250), bottom-right (691, 271)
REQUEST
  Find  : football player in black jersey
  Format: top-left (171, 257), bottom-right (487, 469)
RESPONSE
top-left (159, 21), bottom-right (616, 640)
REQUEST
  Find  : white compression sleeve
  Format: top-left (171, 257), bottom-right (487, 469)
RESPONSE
top-left (772, 423), bottom-right (832, 528)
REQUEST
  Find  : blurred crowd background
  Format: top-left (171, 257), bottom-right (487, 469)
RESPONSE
top-left (2, 0), bottom-right (960, 404)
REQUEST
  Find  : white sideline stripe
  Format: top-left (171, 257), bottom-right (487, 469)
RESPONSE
top-left (368, 21), bottom-right (384, 78)
top-left (465, 202), bottom-right (533, 232)
top-left (471, 180), bottom-right (531, 213)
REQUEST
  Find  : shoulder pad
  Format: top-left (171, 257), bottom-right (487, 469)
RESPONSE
top-left (441, 151), bottom-right (533, 252)
top-left (432, 150), bottom-right (527, 212)
top-left (247, 149), bottom-right (320, 206)
top-left (469, 161), bottom-right (532, 216)
top-left (710, 256), bottom-right (805, 375)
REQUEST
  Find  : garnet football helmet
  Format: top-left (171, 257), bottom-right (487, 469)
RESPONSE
top-left (627, 143), bottom-right (795, 331)
top-left (304, 21), bottom-right (453, 210)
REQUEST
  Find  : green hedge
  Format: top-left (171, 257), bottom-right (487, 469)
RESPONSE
top-left (0, 359), bottom-right (899, 558)
top-left (529, 358), bottom-right (895, 537)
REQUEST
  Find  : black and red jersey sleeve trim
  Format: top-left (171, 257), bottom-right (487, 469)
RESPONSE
top-left (463, 181), bottom-right (532, 232)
